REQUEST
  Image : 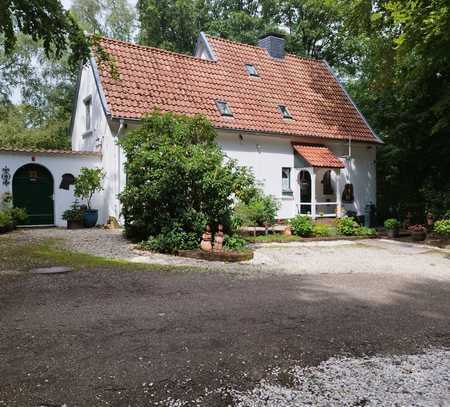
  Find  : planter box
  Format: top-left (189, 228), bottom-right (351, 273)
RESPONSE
top-left (67, 220), bottom-right (85, 230)
top-left (411, 231), bottom-right (426, 241)
top-left (387, 228), bottom-right (400, 238)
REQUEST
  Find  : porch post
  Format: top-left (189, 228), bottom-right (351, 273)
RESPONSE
top-left (310, 169), bottom-right (317, 219)
top-left (336, 169), bottom-right (342, 218)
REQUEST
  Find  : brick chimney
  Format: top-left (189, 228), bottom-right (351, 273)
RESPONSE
top-left (257, 33), bottom-right (286, 59)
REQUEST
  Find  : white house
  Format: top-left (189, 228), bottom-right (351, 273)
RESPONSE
top-left (0, 33), bottom-right (380, 227)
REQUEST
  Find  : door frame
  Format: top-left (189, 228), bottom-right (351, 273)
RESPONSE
top-left (12, 163), bottom-right (55, 226)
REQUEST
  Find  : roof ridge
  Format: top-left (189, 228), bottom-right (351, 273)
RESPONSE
top-left (205, 34), bottom-right (321, 63)
top-left (98, 36), bottom-right (216, 63)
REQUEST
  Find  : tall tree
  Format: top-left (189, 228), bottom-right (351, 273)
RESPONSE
top-left (0, 0), bottom-right (90, 67)
top-left (346, 0), bottom-right (450, 217)
top-left (137, 0), bottom-right (208, 52)
top-left (71, 0), bottom-right (136, 41)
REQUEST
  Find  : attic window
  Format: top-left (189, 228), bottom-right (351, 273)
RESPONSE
top-left (245, 64), bottom-right (258, 77)
top-left (84, 95), bottom-right (92, 130)
top-left (216, 100), bottom-right (233, 117)
top-left (278, 105), bottom-right (292, 119)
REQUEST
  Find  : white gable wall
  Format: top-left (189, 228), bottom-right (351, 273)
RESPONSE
top-left (71, 62), bottom-right (123, 223)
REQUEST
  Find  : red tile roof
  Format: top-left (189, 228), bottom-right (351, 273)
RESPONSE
top-left (0, 148), bottom-right (101, 156)
top-left (292, 144), bottom-right (345, 168)
top-left (96, 35), bottom-right (379, 143)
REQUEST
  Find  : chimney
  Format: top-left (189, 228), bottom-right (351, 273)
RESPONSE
top-left (257, 33), bottom-right (285, 59)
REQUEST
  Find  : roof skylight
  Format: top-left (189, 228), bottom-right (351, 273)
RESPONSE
top-left (245, 64), bottom-right (258, 77)
top-left (278, 105), bottom-right (292, 119)
top-left (216, 100), bottom-right (233, 116)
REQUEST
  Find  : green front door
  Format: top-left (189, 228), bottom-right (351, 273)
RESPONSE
top-left (13, 164), bottom-right (54, 225)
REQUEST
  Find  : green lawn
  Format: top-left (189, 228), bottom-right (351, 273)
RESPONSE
top-left (0, 236), bottom-right (183, 273)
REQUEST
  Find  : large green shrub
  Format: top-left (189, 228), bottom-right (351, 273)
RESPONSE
top-left (290, 215), bottom-right (314, 237)
top-left (233, 192), bottom-right (279, 227)
top-left (434, 219), bottom-right (450, 238)
top-left (119, 111), bottom-right (256, 244)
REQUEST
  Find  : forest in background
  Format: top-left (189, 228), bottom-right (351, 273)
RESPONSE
top-left (0, 0), bottom-right (449, 219)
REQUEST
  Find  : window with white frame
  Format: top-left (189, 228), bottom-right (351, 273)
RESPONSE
top-left (282, 167), bottom-right (292, 193)
top-left (84, 96), bottom-right (92, 131)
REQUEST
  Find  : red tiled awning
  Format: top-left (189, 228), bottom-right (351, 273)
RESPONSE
top-left (292, 144), bottom-right (345, 168)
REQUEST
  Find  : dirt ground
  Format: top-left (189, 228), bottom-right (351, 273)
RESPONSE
top-left (1, 234), bottom-right (450, 406)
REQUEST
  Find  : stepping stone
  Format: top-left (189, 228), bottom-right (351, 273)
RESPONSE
top-left (31, 266), bottom-right (73, 274)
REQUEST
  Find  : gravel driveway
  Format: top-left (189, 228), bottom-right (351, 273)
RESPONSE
top-left (1, 228), bottom-right (450, 406)
top-left (11, 228), bottom-right (450, 279)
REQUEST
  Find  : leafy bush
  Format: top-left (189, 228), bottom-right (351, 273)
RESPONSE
top-left (140, 227), bottom-right (200, 254)
top-left (336, 216), bottom-right (359, 236)
top-left (74, 167), bottom-right (104, 210)
top-left (434, 219), bottom-right (450, 238)
top-left (8, 207), bottom-right (28, 225)
top-left (0, 210), bottom-right (13, 230)
top-left (119, 111), bottom-right (256, 247)
top-left (290, 215), bottom-right (314, 237)
top-left (62, 201), bottom-right (85, 221)
top-left (313, 223), bottom-right (331, 237)
top-left (0, 206), bottom-right (28, 231)
top-left (223, 235), bottom-right (247, 250)
top-left (384, 218), bottom-right (400, 229)
top-left (233, 192), bottom-right (279, 227)
top-left (356, 226), bottom-right (377, 236)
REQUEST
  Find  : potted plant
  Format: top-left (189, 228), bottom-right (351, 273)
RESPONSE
top-left (384, 218), bottom-right (400, 238)
top-left (62, 201), bottom-right (85, 229)
top-left (74, 167), bottom-right (105, 228)
top-left (408, 224), bottom-right (427, 241)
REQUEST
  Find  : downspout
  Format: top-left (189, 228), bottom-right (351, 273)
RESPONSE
top-left (116, 119), bottom-right (125, 219)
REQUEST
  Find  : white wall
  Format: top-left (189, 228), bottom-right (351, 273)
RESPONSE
top-left (0, 152), bottom-right (102, 226)
top-left (217, 131), bottom-right (377, 219)
top-left (71, 62), bottom-right (123, 223)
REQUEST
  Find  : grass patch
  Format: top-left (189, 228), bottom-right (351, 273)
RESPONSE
top-left (243, 234), bottom-right (305, 243)
top-left (0, 236), bottom-right (192, 274)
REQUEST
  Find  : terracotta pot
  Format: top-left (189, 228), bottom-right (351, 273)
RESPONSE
top-left (411, 231), bottom-right (426, 241)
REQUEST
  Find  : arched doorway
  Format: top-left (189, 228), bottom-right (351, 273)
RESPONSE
top-left (13, 164), bottom-right (54, 225)
top-left (299, 170), bottom-right (312, 214)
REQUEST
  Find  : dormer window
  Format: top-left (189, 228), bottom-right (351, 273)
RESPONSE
top-left (216, 100), bottom-right (233, 117)
top-left (278, 105), bottom-right (292, 119)
top-left (245, 64), bottom-right (258, 77)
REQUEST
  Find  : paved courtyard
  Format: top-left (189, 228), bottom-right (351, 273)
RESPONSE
top-left (0, 229), bottom-right (449, 406)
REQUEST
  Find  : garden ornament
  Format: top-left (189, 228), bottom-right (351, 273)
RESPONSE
top-left (213, 224), bottom-right (224, 252)
top-left (200, 224), bottom-right (213, 252)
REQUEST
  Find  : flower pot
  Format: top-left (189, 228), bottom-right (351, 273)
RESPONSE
top-left (67, 220), bottom-right (84, 230)
top-left (387, 227), bottom-right (399, 238)
top-left (411, 231), bottom-right (426, 241)
top-left (83, 209), bottom-right (98, 228)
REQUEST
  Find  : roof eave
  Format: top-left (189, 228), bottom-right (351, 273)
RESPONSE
top-left (322, 60), bottom-right (383, 145)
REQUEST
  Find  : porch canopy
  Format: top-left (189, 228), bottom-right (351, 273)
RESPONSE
top-left (292, 143), bottom-right (344, 218)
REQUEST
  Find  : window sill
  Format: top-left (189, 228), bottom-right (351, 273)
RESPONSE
top-left (82, 130), bottom-right (93, 139)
